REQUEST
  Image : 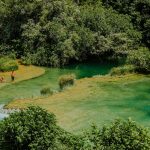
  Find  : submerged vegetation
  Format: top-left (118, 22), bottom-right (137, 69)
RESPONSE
top-left (40, 87), bottom-right (54, 95)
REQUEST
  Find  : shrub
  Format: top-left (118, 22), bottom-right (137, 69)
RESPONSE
top-left (110, 65), bottom-right (135, 76)
top-left (40, 87), bottom-right (53, 95)
top-left (20, 57), bottom-right (32, 66)
top-left (84, 119), bottom-right (150, 150)
top-left (0, 106), bottom-right (86, 150)
top-left (0, 57), bottom-right (18, 72)
top-left (0, 108), bottom-right (150, 150)
top-left (57, 129), bottom-right (88, 150)
top-left (20, 53), bottom-right (33, 66)
top-left (127, 47), bottom-right (150, 73)
top-left (59, 74), bottom-right (76, 90)
top-left (0, 106), bottom-right (58, 150)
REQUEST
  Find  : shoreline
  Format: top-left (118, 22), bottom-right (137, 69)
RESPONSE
top-left (0, 104), bottom-right (20, 114)
top-left (5, 73), bottom-right (150, 110)
top-left (0, 65), bottom-right (45, 120)
top-left (0, 65), bottom-right (45, 89)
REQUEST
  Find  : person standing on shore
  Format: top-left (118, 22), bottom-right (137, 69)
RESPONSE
top-left (0, 76), bottom-right (4, 83)
top-left (11, 71), bottom-right (15, 82)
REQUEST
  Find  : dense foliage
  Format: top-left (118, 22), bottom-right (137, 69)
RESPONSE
top-left (0, 0), bottom-right (143, 67)
top-left (127, 47), bottom-right (150, 73)
top-left (76, 0), bottom-right (150, 47)
top-left (110, 65), bottom-right (135, 76)
top-left (102, 0), bottom-right (150, 48)
top-left (0, 107), bottom-right (150, 150)
top-left (0, 107), bottom-right (58, 149)
top-left (0, 57), bottom-right (18, 72)
top-left (85, 119), bottom-right (150, 150)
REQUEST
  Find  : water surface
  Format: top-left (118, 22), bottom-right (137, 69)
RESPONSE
top-left (0, 63), bottom-right (149, 131)
top-left (0, 63), bottom-right (114, 104)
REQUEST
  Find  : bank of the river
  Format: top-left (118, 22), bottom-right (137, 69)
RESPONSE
top-left (0, 65), bottom-right (45, 89)
top-left (0, 65), bottom-right (45, 119)
top-left (6, 73), bottom-right (150, 133)
top-left (0, 63), bottom-right (114, 104)
top-left (0, 104), bottom-right (20, 120)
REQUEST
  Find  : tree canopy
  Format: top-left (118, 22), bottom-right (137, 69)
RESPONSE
top-left (0, 0), bottom-right (144, 67)
top-left (0, 107), bottom-right (150, 149)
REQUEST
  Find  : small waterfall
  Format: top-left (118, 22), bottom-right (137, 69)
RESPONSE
top-left (0, 104), bottom-right (20, 120)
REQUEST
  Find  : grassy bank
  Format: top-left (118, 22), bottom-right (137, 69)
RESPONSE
top-left (0, 65), bottom-right (45, 88)
top-left (6, 74), bottom-right (150, 133)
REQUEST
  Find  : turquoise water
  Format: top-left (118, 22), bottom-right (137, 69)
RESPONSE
top-left (0, 63), bottom-right (150, 129)
top-left (49, 76), bottom-right (149, 132)
top-left (0, 63), bottom-right (114, 104)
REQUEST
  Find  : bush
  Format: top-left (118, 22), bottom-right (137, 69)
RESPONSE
top-left (0, 106), bottom-right (86, 150)
top-left (84, 119), bottom-right (150, 150)
top-left (0, 108), bottom-right (150, 150)
top-left (59, 74), bottom-right (76, 90)
top-left (110, 65), bottom-right (135, 76)
top-left (0, 57), bottom-right (18, 72)
top-left (20, 57), bottom-right (32, 66)
top-left (0, 106), bottom-right (58, 150)
top-left (57, 129), bottom-right (88, 150)
top-left (40, 87), bottom-right (53, 95)
top-left (127, 47), bottom-right (150, 73)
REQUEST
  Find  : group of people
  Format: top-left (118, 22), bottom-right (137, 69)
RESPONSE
top-left (0, 71), bottom-right (15, 83)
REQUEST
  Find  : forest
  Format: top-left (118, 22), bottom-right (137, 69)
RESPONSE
top-left (0, 0), bottom-right (150, 149)
top-left (0, 0), bottom-right (149, 72)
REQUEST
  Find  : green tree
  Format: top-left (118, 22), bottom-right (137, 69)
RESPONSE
top-left (102, 0), bottom-right (150, 47)
top-left (0, 0), bottom-right (144, 67)
top-left (0, 106), bottom-right (58, 150)
top-left (127, 47), bottom-right (150, 73)
top-left (85, 119), bottom-right (150, 150)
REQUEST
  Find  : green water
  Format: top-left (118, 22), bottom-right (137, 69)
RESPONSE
top-left (42, 76), bottom-right (149, 132)
top-left (0, 63), bottom-right (114, 104)
top-left (73, 78), bottom-right (150, 130)
top-left (0, 63), bottom-right (150, 130)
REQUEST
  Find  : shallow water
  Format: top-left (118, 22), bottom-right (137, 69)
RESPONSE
top-left (0, 63), bottom-right (149, 130)
top-left (0, 63), bottom-right (114, 104)
top-left (39, 75), bottom-right (149, 132)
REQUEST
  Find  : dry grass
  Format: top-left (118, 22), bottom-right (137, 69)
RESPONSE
top-left (0, 65), bottom-right (45, 88)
